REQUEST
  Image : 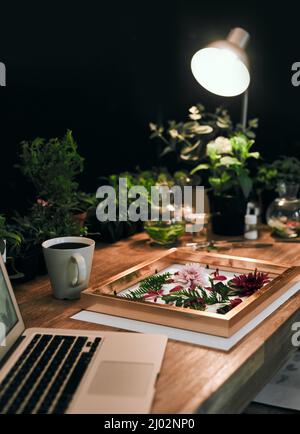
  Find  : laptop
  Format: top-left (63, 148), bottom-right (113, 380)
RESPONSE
top-left (0, 255), bottom-right (167, 414)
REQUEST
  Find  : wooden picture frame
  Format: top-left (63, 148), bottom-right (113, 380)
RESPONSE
top-left (82, 249), bottom-right (300, 337)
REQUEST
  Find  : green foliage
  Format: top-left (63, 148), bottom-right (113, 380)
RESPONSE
top-left (163, 282), bottom-right (230, 309)
top-left (123, 273), bottom-right (171, 300)
top-left (74, 191), bottom-right (98, 213)
top-left (256, 156), bottom-right (300, 193)
top-left (101, 168), bottom-right (191, 215)
top-left (17, 130), bottom-right (84, 207)
top-left (204, 281), bottom-right (231, 303)
top-left (191, 134), bottom-right (260, 198)
top-left (13, 131), bottom-right (91, 259)
top-left (122, 272), bottom-right (231, 312)
top-left (162, 289), bottom-right (206, 310)
top-left (11, 203), bottom-right (86, 256)
top-left (150, 104), bottom-right (258, 164)
top-left (0, 215), bottom-right (22, 255)
top-left (139, 272), bottom-right (171, 292)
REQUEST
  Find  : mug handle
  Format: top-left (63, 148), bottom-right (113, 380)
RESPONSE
top-left (70, 253), bottom-right (87, 287)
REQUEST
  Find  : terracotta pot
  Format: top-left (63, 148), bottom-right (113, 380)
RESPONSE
top-left (72, 211), bottom-right (87, 228)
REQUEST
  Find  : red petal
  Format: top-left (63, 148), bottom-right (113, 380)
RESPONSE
top-left (230, 298), bottom-right (243, 308)
top-left (213, 275), bottom-right (227, 281)
top-left (170, 285), bottom-right (183, 293)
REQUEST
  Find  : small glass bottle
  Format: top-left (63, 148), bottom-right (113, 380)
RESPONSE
top-left (244, 214), bottom-right (258, 240)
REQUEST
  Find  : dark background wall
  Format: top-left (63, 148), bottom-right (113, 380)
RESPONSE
top-left (1, 0), bottom-right (300, 213)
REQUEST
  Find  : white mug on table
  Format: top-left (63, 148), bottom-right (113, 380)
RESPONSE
top-left (42, 236), bottom-right (95, 300)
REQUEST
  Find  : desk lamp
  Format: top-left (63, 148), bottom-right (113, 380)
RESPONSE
top-left (191, 27), bottom-right (250, 128)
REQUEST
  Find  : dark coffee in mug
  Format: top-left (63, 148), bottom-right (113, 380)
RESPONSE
top-left (49, 242), bottom-right (88, 250)
top-left (42, 236), bottom-right (95, 300)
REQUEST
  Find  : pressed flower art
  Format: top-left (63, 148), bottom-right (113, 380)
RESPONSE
top-left (120, 263), bottom-right (270, 315)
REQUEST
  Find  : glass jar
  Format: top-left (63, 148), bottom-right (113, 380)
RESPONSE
top-left (144, 186), bottom-right (185, 245)
top-left (144, 220), bottom-right (185, 245)
top-left (266, 182), bottom-right (300, 239)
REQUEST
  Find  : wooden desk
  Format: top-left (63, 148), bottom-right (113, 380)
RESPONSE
top-left (14, 230), bottom-right (300, 414)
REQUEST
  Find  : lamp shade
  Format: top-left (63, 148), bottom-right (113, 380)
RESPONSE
top-left (191, 28), bottom-right (250, 97)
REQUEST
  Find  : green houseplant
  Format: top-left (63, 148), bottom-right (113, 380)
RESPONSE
top-left (150, 104), bottom-right (259, 236)
top-left (12, 131), bottom-right (89, 280)
top-left (150, 104), bottom-right (258, 163)
top-left (17, 130), bottom-right (84, 207)
top-left (17, 129), bottom-right (93, 226)
top-left (256, 156), bottom-right (300, 192)
top-left (89, 170), bottom-right (163, 243)
top-left (90, 169), bottom-right (190, 244)
top-left (90, 171), bottom-right (145, 243)
top-left (11, 202), bottom-right (86, 281)
top-left (191, 134), bottom-right (260, 235)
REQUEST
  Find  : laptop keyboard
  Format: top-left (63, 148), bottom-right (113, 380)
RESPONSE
top-left (0, 334), bottom-right (102, 414)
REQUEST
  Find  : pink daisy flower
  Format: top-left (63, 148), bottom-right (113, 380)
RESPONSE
top-left (173, 263), bottom-right (208, 289)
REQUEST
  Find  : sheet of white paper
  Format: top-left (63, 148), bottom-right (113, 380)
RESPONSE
top-left (254, 350), bottom-right (300, 411)
top-left (71, 281), bottom-right (300, 351)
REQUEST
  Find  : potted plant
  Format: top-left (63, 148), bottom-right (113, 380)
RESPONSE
top-left (149, 104), bottom-right (259, 236)
top-left (72, 191), bottom-right (98, 228)
top-left (17, 130), bottom-right (84, 208)
top-left (12, 202), bottom-right (86, 282)
top-left (88, 172), bottom-right (139, 243)
top-left (90, 169), bottom-right (190, 244)
top-left (12, 130), bottom-right (90, 280)
top-left (89, 170), bottom-right (153, 243)
top-left (150, 104), bottom-right (257, 164)
top-left (191, 134), bottom-right (260, 235)
top-left (256, 156), bottom-right (300, 222)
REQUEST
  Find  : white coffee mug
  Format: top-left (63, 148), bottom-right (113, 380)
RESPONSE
top-left (42, 236), bottom-right (95, 300)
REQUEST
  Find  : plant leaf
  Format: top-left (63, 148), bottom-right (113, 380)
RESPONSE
top-left (191, 164), bottom-right (209, 174)
top-left (238, 173), bottom-right (253, 198)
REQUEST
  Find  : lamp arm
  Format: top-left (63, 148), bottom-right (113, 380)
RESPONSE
top-left (241, 89), bottom-right (249, 131)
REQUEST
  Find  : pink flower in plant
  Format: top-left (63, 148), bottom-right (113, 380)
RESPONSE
top-left (37, 198), bottom-right (49, 207)
top-left (173, 263), bottom-right (208, 289)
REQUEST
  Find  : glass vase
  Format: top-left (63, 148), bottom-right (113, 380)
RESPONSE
top-left (144, 186), bottom-right (185, 245)
top-left (266, 182), bottom-right (300, 239)
top-left (144, 220), bottom-right (185, 245)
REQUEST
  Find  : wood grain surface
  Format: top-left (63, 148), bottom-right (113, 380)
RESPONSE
top-left (13, 229), bottom-right (300, 414)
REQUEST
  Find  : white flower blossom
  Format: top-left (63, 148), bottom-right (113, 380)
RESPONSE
top-left (206, 136), bottom-right (232, 155)
top-left (169, 129), bottom-right (179, 139)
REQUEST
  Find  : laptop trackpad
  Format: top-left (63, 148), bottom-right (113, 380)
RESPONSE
top-left (88, 361), bottom-right (154, 398)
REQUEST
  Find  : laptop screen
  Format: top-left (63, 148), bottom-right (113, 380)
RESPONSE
top-left (0, 265), bottom-right (18, 347)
